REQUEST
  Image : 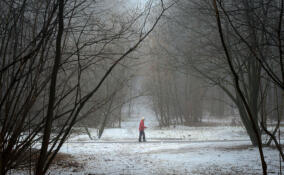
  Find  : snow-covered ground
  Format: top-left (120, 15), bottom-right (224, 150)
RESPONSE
top-left (12, 98), bottom-right (284, 174)
top-left (54, 97), bottom-right (283, 175)
top-left (13, 126), bottom-right (283, 175)
top-left (68, 126), bottom-right (250, 142)
top-left (48, 139), bottom-right (282, 175)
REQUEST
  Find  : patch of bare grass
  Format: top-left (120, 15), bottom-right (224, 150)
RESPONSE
top-left (14, 149), bottom-right (83, 172)
top-left (218, 144), bottom-right (255, 151)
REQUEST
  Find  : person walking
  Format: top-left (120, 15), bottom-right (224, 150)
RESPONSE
top-left (139, 117), bottom-right (147, 142)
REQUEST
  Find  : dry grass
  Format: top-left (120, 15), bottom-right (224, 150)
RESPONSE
top-left (51, 152), bottom-right (83, 170)
top-left (218, 144), bottom-right (255, 151)
top-left (15, 149), bottom-right (83, 172)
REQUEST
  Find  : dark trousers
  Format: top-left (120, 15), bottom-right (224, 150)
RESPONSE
top-left (139, 130), bottom-right (146, 142)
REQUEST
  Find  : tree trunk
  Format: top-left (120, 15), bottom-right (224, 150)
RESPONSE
top-left (237, 93), bottom-right (260, 146)
top-left (35, 0), bottom-right (64, 174)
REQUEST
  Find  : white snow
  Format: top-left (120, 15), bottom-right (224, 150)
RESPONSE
top-left (11, 98), bottom-right (284, 174)
top-left (55, 100), bottom-right (284, 175)
top-left (12, 125), bottom-right (283, 175)
top-left (67, 126), bottom-right (250, 142)
top-left (48, 140), bottom-right (282, 175)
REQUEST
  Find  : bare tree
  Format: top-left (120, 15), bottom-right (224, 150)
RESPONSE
top-left (212, 0), bottom-right (267, 173)
top-left (149, 0), bottom-right (284, 148)
top-left (0, 0), bottom-right (172, 174)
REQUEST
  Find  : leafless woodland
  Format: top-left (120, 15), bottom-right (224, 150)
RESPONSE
top-left (1, 0), bottom-right (284, 174)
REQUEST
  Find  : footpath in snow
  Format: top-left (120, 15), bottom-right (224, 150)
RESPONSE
top-left (13, 98), bottom-right (284, 175)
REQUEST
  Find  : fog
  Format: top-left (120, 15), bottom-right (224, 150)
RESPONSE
top-left (1, 0), bottom-right (284, 174)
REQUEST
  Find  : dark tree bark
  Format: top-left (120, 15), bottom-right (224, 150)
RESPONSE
top-left (212, 0), bottom-right (267, 174)
top-left (35, 0), bottom-right (64, 174)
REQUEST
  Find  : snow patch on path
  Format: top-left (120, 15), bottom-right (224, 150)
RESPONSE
top-left (51, 141), bottom-right (282, 175)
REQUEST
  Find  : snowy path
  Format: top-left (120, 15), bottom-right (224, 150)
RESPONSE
top-left (13, 126), bottom-right (284, 175)
top-left (65, 139), bottom-right (251, 144)
top-left (49, 140), bottom-right (283, 175)
top-left (51, 124), bottom-right (283, 174)
top-left (16, 99), bottom-right (284, 175)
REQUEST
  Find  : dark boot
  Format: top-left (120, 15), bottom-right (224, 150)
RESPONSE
top-left (139, 131), bottom-right (142, 142)
top-left (142, 131), bottom-right (146, 142)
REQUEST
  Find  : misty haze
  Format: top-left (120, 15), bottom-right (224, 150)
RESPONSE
top-left (0, 0), bottom-right (284, 174)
